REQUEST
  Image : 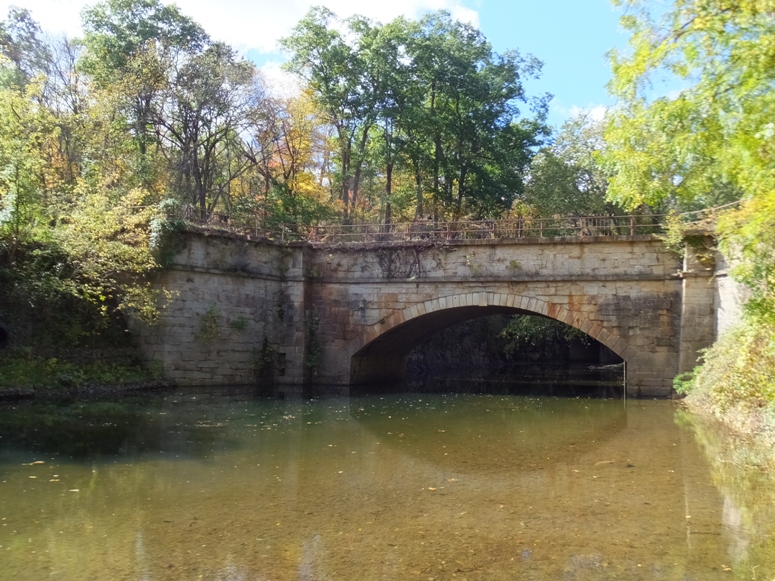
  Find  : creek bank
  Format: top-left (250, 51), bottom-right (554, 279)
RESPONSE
top-left (0, 349), bottom-right (170, 401)
top-left (677, 318), bottom-right (775, 449)
top-left (681, 395), bottom-right (775, 450)
top-left (0, 379), bottom-right (172, 402)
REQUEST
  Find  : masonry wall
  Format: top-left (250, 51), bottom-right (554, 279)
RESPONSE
top-left (677, 243), bottom-right (718, 373)
top-left (135, 234), bottom-right (307, 389)
top-left (714, 252), bottom-right (749, 336)
top-left (137, 232), bottom-right (709, 397)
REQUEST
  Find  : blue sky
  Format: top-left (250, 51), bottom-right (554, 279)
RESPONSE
top-left (2, 0), bottom-right (630, 127)
top-left (477, 1), bottom-right (628, 126)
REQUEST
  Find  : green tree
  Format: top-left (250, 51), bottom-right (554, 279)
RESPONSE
top-left (81, 0), bottom-right (208, 156)
top-left (0, 69), bottom-right (55, 264)
top-left (604, 0), bottom-right (774, 315)
top-left (281, 7), bottom-right (377, 223)
top-left (501, 314), bottom-right (588, 356)
top-left (404, 12), bottom-right (548, 219)
top-left (157, 42), bottom-right (257, 219)
top-left (604, 0), bottom-right (771, 208)
top-left (0, 7), bottom-right (52, 88)
top-left (524, 112), bottom-right (620, 217)
top-left (282, 8), bottom-right (549, 222)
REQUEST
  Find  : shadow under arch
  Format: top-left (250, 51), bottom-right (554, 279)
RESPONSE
top-left (347, 292), bottom-right (636, 386)
top-left (347, 395), bottom-right (628, 474)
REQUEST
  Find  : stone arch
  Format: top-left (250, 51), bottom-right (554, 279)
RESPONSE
top-left (347, 292), bottom-right (637, 360)
top-left (346, 292), bottom-right (637, 385)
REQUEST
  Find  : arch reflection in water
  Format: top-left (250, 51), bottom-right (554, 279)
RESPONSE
top-left (0, 391), bottom-right (772, 580)
top-left (348, 394), bottom-right (627, 474)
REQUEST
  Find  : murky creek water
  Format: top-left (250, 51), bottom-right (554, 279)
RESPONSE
top-left (0, 390), bottom-right (774, 580)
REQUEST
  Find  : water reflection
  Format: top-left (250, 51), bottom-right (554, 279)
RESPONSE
top-left (0, 391), bottom-right (772, 580)
top-left (676, 410), bottom-right (775, 576)
top-left (349, 395), bottom-right (627, 473)
top-left (376, 363), bottom-right (625, 399)
top-left (0, 396), bottom-right (242, 461)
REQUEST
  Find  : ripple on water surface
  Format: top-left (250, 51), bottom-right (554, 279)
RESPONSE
top-left (0, 391), bottom-right (774, 580)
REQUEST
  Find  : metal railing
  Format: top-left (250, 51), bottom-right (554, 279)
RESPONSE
top-left (304, 215), bottom-right (667, 245)
top-left (175, 202), bottom-right (738, 246)
top-left (182, 213), bottom-right (664, 245)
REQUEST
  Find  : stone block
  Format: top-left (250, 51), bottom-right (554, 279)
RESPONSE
top-left (610, 337), bottom-right (627, 355)
top-left (602, 333), bottom-right (620, 351)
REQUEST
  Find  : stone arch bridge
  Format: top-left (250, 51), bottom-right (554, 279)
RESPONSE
top-left (136, 229), bottom-right (721, 397)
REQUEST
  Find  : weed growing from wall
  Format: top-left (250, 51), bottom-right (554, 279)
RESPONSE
top-left (229, 316), bottom-right (250, 331)
top-left (149, 200), bottom-right (187, 267)
top-left (196, 305), bottom-right (221, 342)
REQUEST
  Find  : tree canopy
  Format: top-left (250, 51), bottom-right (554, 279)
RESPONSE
top-left (281, 8), bottom-right (550, 222)
top-left (604, 0), bottom-right (775, 209)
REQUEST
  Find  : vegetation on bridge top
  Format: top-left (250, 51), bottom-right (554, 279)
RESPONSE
top-left (174, 205), bottom-right (733, 248)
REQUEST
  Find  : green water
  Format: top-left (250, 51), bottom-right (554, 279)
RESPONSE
top-left (0, 391), bottom-right (773, 580)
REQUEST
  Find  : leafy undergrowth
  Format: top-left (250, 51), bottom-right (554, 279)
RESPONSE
top-left (0, 352), bottom-right (164, 395)
top-left (677, 320), bottom-right (775, 446)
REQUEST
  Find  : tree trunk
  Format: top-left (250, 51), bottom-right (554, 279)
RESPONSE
top-left (340, 146), bottom-right (351, 224)
top-left (412, 156), bottom-right (424, 219)
top-left (350, 124), bottom-right (372, 221)
top-left (384, 161), bottom-right (393, 230)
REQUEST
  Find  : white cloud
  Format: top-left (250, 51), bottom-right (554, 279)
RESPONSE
top-left (549, 102), bottom-right (609, 126)
top-left (0, 0), bottom-right (479, 54)
top-left (259, 60), bottom-right (300, 99)
top-left (568, 104), bottom-right (607, 122)
top-left (0, 0), bottom-right (83, 39)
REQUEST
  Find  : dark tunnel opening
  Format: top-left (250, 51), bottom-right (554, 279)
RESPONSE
top-left (350, 309), bottom-right (624, 398)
